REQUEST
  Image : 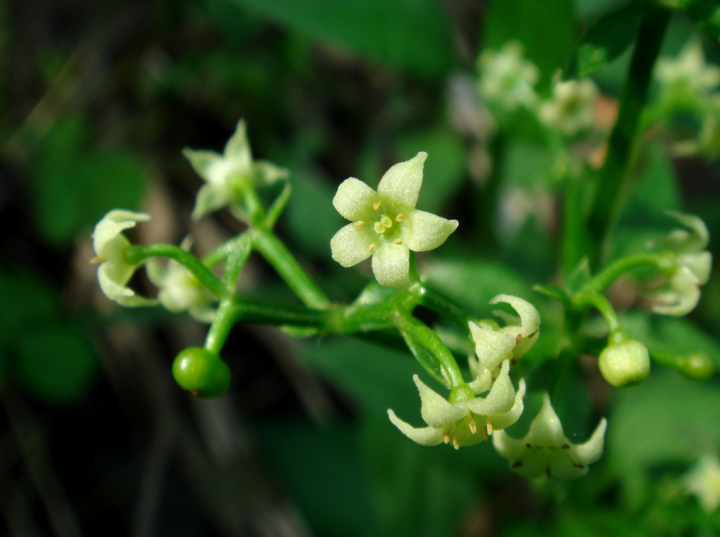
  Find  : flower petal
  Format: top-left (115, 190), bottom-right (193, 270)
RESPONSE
top-left (573, 417), bottom-right (607, 465)
top-left (223, 119), bottom-right (253, 170)
top-left (98, 263), bottom-right (157, 307)
top-left (377, 152), bottom-right (427, 208)
top-left (192, 183), bottom-right (231, 221)
top-left (492, 430), bottom-right (527, 461)
top-left (330, 223), bottom-right (375, 267)
top-left (682, 251), bottom-right (712, 285)
top-left (467, 360), bottom-right (515, 415)
top-left (490, 378), bottom-right (526, 431)
top-left (333, 178), bottom-right (379, 221)
top-left (526, 393), bottom-right (566, 447)
top-left (548, 451), bottom-right (589, 480)
top-left (491, 294), bottom-right (540, 358)
top-left (93, 210), bottom-right (149, 258)
top-left (372, 241), bottom-right (410, 289)
top-left (400, 210), bottom-right (458, 252)
top-left (182, 148), bottom-right (224, 183)
top-left (414, 375), bottom-right (467, 427)
top-left (652, 266), bottom-right (701, 316)
top-left (468, 368), bottom-right (492, 394)
top-left (254, 160), bottom-right (289, 186)
top-left (469, 321), bottom-right (517, 370)
top-left (664, 211), bottom-right (709, 253)
top-left (387, 410), bottom-right (445, 446)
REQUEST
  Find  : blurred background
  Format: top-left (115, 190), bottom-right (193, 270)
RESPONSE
top-left (2, 0), bottom-right (720, 535)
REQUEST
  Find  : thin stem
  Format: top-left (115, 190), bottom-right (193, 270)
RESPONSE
top-left (561, 173), bottom-right (587, 279)
top-left (573, 291), bottom-right (620, 334)
top-left (125, 244), bottom-right (228, 300)
top-left (581, 253), bottom-right (665, 294)
top-left (587, 7), bottom-right (670, 267)
top-left (414, 283), bottom-right (474, 328)
top-left (252, 229), bottom-right (331, 310)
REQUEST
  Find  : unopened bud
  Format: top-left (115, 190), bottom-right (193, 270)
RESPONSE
top-left (598, 339), bottom-right (650, 388)
top-left (677, 352), bottom-right (715, 381)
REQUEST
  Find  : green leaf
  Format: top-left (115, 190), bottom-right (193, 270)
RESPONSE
top-left (483, 0), bottom-right (576, 84)
top-left (220, 0), bottom-right (456, 77)
top-left (398, 328), bottom-right (448, 388)
top-left (13, 325), bottom-right (98, 404)
top-left (682, 0), bottom-right (720, 40)
top-left (565, 1), bottom-right (645, 79)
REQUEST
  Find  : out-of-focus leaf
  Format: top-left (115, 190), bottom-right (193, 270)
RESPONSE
top-left (302, 338), bottom-right (423, 419)
top-left (32, 116), bottom-right (146, 246)
top-left (423, 258), bottom-right (534, 314)
top-left (609, 370), bottom-right (720, 506)
top-left (682, 0), bottom-right (720, 40)
top-left (397, 128), bottom-right (467, 215)
top-left (483, 0), bottom-right (576, 84)
top-left (255, 420), bottom-right (379, 537)
top-left (627, 144), bottom-right (681, 217)
top-left (285, 170), bottom-right (344, 257)
top-left (13, 325), bottom-right (97, 404)
top-left (0, 269), bottom-right (58, 343)
top-left (221, 0), bottom-right (456, 77)
top-left (565, 1), bottom-right (644, 79)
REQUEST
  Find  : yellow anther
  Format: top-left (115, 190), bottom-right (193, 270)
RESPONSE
top-left (368, 244), bottom-right (376, 253)
top-left (374, 222), bottom-right (386, 234)
top-left (380, 215), bottom-right (393, 228)
top-left (444, 429), bottom-right (451, 444)
top-left (373, 200), bottom-right (381, 211)
top-left (395, 213), bottom-right (406, 222)
top-left (394, 239), bottom-right (403, 245)
top-left (90, 257), bottom-right (105, 264)
top-left (486, 422), bottom-right (493, 436)
top-left (468, 419), bottom-right (477, 434)
top-left (453, 435), bottom-right (460, 450)
top-left (481, 428), bottom-right (488, 441)
top-left (354, 221), bottom-right (364, 228)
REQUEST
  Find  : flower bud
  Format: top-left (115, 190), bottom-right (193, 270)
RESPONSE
top-left (598, 339), bottom-right (650, 388)
top-left (677, 352), bottom-right (715, 382)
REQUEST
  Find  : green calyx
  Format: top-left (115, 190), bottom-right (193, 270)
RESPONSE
top-left (598, 338), bottom-right (650, 388)
top-left (172, 347), bottom-right (231, 399)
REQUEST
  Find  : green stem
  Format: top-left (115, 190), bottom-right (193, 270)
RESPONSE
top-left (413, 283), bottom-right (474, 328)
top-left (394, 313), bottom-right (465, 388)
top-left (587, 7), bottom-right (670, 266)
top-left (562, 173), bottom-right (587, 279)
top-left (125, 244), bottom-right (228, 300)
top-left (252, 229), bottom-right (331, 310)
top-left (573, 291), bottom-right (620, 334)
top-left (202, 234), bottom-right (250, 269)
top-left (581, 253), bottom-right (666, 294)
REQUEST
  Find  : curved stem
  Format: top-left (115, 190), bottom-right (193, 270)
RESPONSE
top-left (252, 229), bottom-right (331, 310)
top-left (581, 253), bottom-right (665, 294)
top-left (573, 291), bottom-right (620, 334)
top-left (125, 244), bottom-right (228, 300)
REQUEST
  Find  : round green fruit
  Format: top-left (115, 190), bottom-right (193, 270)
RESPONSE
top-left (172, 347), bottom-right (231, 398)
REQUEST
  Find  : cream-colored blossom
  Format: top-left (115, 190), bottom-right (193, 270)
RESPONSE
top-left (92, 210), bottom-right (157, 307)
top-left (468, 294), bottom-right (540, 375)
top-left (652, 212), bottom-right (712, 316)
top-left (539, 79), bottom-right (598, 136)
top-left (330, 152), bottom-right (458, 289)
top-left (184, 120), bottom-right (288, 220)
top-left (478, 41), bottom-right (539, 110)
top-left (147, 239), bottom-right (216, 323)
top-left (685, 454), bottom-right (720, 513)
top-left (656, 40), bottom-right (720, 100)
top-left (388, 360), bottom-right (526, 449)
top-left (494, 393), bottom-right (607, 480)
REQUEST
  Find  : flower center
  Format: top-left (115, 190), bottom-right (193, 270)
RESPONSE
top-left (369, 202), bottom-right (406, 245)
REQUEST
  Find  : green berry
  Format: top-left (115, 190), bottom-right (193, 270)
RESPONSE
top-left (677, 352), bottom-right (715, 382)
top-left (598, 340), bottom-right (650, 388)
top-left (172, 347), bottom-right (231, 398)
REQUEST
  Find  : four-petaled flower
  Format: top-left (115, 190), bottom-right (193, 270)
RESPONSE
top-left (147, 239), bottom-right (216, 323)
top-left (184, 120), bottom-right (288, 221)
top-left (652, 211), bottom-right (712, 316)
top-left (388, 360), bottom-right (526, 449)
top-left (493, 393), bottom-right (607, 480)
top-left (92, 210), bottom-right (157, 307)
top-left (330, 152), bottom-right (458, 289)
top-left (468, 294), bottom-right (540, 375)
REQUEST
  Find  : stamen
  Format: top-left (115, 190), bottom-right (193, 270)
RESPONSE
top-left (512, 461), bottom-right (523, 468)
top-left (515, 334), bottom-right (522, 344)
top-left (90, 257), bottom-right (105, 264)
top-left (453, 435), bottom-right (460, 450)
top-left (444, 429), bottom-right (450, 444)
top-left (374, 222), bottom-right (386, 234)
top-left (395, 213), bottom-right (406, 221)
top-left (486, 422), bottom-right (493, 435)
top-left (354, 221), bottom-right (364, 228)
top-left (394, 239), bottom-right (403, 245)
top-left (468, 419), bottom-right (477, 434)
top-left (368, 244), bottom-right (376, 253)
top-left (373, 200), bottom-right (381, 211)
top-left (481, 428), bottom-right (488, 441)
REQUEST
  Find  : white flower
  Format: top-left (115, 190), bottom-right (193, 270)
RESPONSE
top-left (147, 239), bottom-right (216, 323)
top-left (539, 79), bottom-right (598, 136)
top-left (468, 294), bottom-right (540, 374)
top-left (656, 40), bottom-right (720, 100)
top-left (685, 454), bottom-right (720, 513)
top-left (92, 210), bottom-right (157, 307)
top-left (478, 41), bottom-right (539, 110)
top-left (493, 393), bottom-right (607, 480)
top-left (652, 212), bottom-right (712, 316)
top-left (388, 360), bottom-right (526, 449)
top-left (330, 152), bottom-right (458, 289)
top-left (183, 120), bottom-right (288, 220)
